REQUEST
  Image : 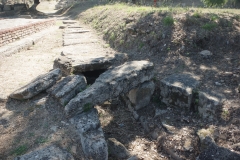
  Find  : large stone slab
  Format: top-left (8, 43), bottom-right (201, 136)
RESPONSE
top-left (47, 75), bottom-right (87, 106)
top-left (63, 39), bottom-right (98, 46)
top-left (160, 74), bottom-right (199, 108)
top-left (63, 20), bottom-right (78, 24)
top-left (70, 108), bottom-right (108, 160)
top-left (128, 81), bottom-right (155, 110)
top-left (14, 145), bottom-right (74, 160)
top-left (10, 69), bottom-right (62, 100)
top-left (198, 91), bottom-right (225, 121)
top-left (54, 46), bottom-right (128, 75)
top-left (65, 61), bottom-right (154, 117)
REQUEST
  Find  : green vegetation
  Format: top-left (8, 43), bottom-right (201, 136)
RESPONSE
top-left (35, 137), bottom-right (48, 144)
top-left (163, 16), bottom-right (174, 26)
top-left (11, 144), bottom-right (28, 156)
top-left (193, 11), bottom-right (202, 18)
top-left (202, 0), bottom-right (228, 7)
top-left (202, 22), bottom-right (217, 30)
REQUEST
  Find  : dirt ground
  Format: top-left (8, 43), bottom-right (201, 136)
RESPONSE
top-left (0, 1), bottom-right (240, 160)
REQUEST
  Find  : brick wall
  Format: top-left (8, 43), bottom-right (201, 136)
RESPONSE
top-left (0, 19), bottom-right (55, 47)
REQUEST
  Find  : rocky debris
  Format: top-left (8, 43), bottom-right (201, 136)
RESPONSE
top-left (70, 108), bottom-right (108, 160)
top-left (127, 156), bottom-right (139, 160)
top-left (33, 96), bottom-right (48, 108)
top-left (160, 73), bottom-right (200, 108)
top-left (65, 61), bottom-right (154, 117)
top-left (10, 69), bottom-right (62, 100)
top-left (199, 50), bottom-right (213, 57)
top-left (63, 38), bottom-right (97, 46)
top-left (14, 145), bottom-right (74, 160)
top-left (108, 138), bottom-right (131, 159)
top-left (198, 137), bottom-right (240, 160)
top-left (54, 49), bottom-right (128, 75)
top-left (198, 91), bottom-right (226, 121)
top-left (128, 81), bottom-right (155, 110)
top-left (0, 93), bottom-right (7, 102)
top-left (47, 75), bottom-right (87, 106)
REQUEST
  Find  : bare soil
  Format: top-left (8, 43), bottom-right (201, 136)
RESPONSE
top-left (0, 1), bottom-right (240, 160)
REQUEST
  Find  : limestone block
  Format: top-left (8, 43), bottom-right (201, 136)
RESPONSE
top-left (10, 69), bottom-right (62, 100)
top-left (160, 74), bottom-right (199, 108)
top-left (198, 91), bottom-right (225, 121)
top-left (47, 75), bottom-right (87, 106)
top-left (128, 81), bottom-right (155, 110)
top-left (65, 61), bottom-right (154, 117)
top-left (70, 108), bottom-right (108, 160)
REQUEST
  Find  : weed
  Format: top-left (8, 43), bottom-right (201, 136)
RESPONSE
top-left (163, 16), bottom-right (174, 26)
top-left (234, 15), bottom-right (240, 21)
top-left (202, 22), bottom-right (217, 30)
top-left (193, 11), bottom-right (201, 18)
top-left (210, 14), bottom-right (219, 21)
top-left (221, 109), bottom-right (230, 120)
top-left (139, 42), bottom-right (144, 49)
top-left (35, 137), bottom-right (48, 144)
top-left (109, 32), bottom-right (116, 41)
top-left (11, 144), bottom-right (28, 156)
top-left (83, 103), bottom-right (92, 112)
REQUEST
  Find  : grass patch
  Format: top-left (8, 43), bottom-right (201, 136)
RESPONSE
top-left (163, 16), bottom-right (174, 26)
top-left (202, 22), bottom-right (217, 30)
top-left (11, 144), bottom-right (28, 156)
top-left (192, 11), bottom-right (202, 18)
top-left (35, 137), bottom-right (48, 144)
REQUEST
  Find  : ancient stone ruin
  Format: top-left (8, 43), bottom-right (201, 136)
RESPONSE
top-left (10, 20), bottom-right (239, 159)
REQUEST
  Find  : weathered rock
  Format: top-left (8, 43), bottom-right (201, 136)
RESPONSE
top-left (160, 74), bottom-right (199, 108)
top-left (70, 108), bottom-right (108, 160)
top-left (128, 81), bottom-right (155, 110)
top-left (198, 137), bottom-right (240, 160)
top-left (54, 47), bottom-right (128, 75)
top-left (65, 61), bottom-right (154, 117)
top-left (3, 5), bottom-right (11, 11)
top-left (127, 156), bottom-right (139, 160)
top-left (14, 145), bottom-right (74, 160)
top-left (10, 69), bottom-right (62, 100)
top-left (108, 138), bottom-right (131, 159)
top-left (199, 50), bottom-right (212, 57)
top-left (198, 91), bottom-right (225, 121)
top-left (47, 75), bottom-right (87, 106)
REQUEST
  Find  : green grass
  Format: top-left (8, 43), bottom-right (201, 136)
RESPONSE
top-left (35, 137), bottom-right (48, 144)
top-left (163, 16), bottom-right (174, 26)
top-left (11, 144), bottom-right (28, 156)
top-left (202, 22), bottom-right (217, 30)
top-left (193, 11), bottom-right (202, 18)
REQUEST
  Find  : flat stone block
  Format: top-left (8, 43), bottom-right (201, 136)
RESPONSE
top-left (47, 75), bottom-right (87, 106)
top-left (160, 74), bottom-right (199, 108)
top-left (198, 91), bottom-right (225, 121)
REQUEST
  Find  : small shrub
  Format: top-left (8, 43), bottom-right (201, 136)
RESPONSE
top-left (83, 103), bottom-right (92, 112)
top-left (163, 16), bottom-right (174, 26)
top-left (210, 14), bottom-right (219, 21)
top-left (202, 22), bottom-right (217, 30)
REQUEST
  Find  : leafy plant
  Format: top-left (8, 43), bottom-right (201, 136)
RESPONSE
top-left (193, 11), bottom-right (202, 18)
top-left (163, 16), bottom-right (174, 26)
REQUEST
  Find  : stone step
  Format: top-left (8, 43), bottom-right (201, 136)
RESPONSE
top-left (10, 69), bottom-right (62, 100)
top-left (62, 20), bottom-right (78, 24)
top-left (70, 108), bottom-right (108, 160)
top-left (65, 60), bottom-right (154, 117)
top-left (47, 75), bottom-right (87, 106)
